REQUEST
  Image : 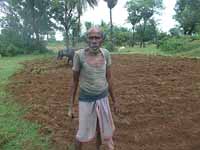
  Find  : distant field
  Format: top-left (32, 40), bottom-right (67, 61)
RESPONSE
top-left (47, 41), bottom-right (200, 58)
top-left (47, 41), bottom-right (87, 53)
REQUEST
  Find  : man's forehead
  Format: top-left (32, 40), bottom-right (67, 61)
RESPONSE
top-left (88, 32), bottom-right (102, 37)
top-left (87, 27), bottom-right (102, 35)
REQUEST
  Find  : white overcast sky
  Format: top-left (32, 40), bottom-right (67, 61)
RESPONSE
top-left (82, 0), bottom-right (177, 31)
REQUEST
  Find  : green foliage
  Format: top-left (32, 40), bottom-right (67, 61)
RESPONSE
top-left (113, 27), bottom-right (132, 46)
top-left (135, 19), bottom-right (158, 42)
top-left (84, 21), bottom-right (93, 31)
top-left (103, 42), bottom-right (117, 51)
top-left (169, 27), bottom-right (183, 36)
top-left (174, 0), bottom-right (200, 35)
top-left (0, 30), bottom-right (48, 57)
top-left (191, 34), bottom-right (200, 40)
top-left (104, 0), bottom-right (118, 9)
top-left (126, 0), bottom-right (163, 47)
top-left (0, 0), bottom-right (52, 56)
top-left (160, 36), bottom-right (200, 52)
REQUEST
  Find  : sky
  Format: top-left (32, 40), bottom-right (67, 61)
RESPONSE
top-left (82, 0), bottom-right (177, 31)
top-left (56, 0), bottom-right (177, 40)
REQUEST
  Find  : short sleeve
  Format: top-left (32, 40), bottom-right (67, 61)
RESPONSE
top-left (106, 52), bottom-right (111, 66)
top-left (72, 51), bottom-right (80, 71)
top-left (103, 49), bottom-right (111, 67)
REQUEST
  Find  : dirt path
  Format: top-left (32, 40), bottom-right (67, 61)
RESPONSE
top-left (8, 55), bottom-right (200, 150)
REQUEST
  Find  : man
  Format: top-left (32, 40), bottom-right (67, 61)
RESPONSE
top-left (68, 27), bottom-right (117, 150)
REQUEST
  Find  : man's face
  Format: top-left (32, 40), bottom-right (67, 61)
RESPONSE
top-left (87, 31), bottom-right (103, 50)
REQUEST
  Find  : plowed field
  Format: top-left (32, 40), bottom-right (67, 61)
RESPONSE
top-left (8, 55), bottom-right (200, 150)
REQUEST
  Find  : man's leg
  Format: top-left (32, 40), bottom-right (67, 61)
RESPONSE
top-left (96, 119), bottom-right (102, 150)
top-left (75, 139), bottom-right (82, 150)
top-left (106, 138), bottom-right (114, 150)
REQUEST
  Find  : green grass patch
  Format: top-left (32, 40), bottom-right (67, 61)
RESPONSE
top-left (47, 41), bottom-right (87, 53)
top-left (46, 40), bottom-right (200, 58)
top-left (112, 44), bottom-right (200, 58)
top-left (175, 47), bottom-right (200, 58)
top-left (0, 54), bottom-right (53, 150)
top-left (112, 45), bottom-right (169, 56)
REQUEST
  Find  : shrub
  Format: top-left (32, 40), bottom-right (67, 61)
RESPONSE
top-left (103, 42), bottom-right (117, 52)
top-left (0, 29), bottom-right (49, 57)
top-left (191, 34), bottom-right (200, 41)
top-left (159, 36), bottom-right (200, 52)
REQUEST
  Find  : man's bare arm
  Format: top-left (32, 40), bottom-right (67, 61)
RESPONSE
top-left (106, 66), bottom-right (116, 103)
top-left (70, 71), bottom-right (80, 105)
top-left (68, 71), bottom-right (80, 117)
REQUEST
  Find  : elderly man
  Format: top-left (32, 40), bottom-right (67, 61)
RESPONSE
top-left (68, 27), bottom-right (117, 150)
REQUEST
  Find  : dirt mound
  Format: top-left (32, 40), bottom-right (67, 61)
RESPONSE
top-left (8, 55), bottom-right (200, 150)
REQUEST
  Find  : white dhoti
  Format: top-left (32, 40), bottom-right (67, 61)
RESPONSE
top-left (76, 97), bottom-right (115, 149)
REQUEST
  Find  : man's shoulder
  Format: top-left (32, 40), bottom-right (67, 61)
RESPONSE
top-left (100, 48), bottom-right (110, 56)
top-left (101, 48), bottom-right (110, 53)
top-left (75, 48), bottom-right (84, 56)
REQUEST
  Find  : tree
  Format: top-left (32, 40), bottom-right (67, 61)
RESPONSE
top-left (85, 21), bottom-right (92, 31)
top-left (104, 0), bottom-right (118, 50)
top-left (50, 0), bottom-right (98, 48)
top-left (125, 0), bottom-right (142, 47)
top-left (174, 0), bottom-right (200, 35)
top-left (169, 27), bottom-right (183, 36)
top-left (50, 0), bottom-right (78, 48)
top-left (0, 0), bottom-right (52, 56)
top-left (126, 0), bottom-right (163, 47)
top-left (76, 0), bottom-right (98, 43)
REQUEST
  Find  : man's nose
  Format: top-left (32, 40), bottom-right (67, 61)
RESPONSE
top-left (91, 39), bottom-right (98, 43)
top-left (91, 38), bottom-right (97, 41)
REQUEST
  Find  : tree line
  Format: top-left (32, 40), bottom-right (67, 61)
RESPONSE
top-left (0, 0), bottom-right (200, 56)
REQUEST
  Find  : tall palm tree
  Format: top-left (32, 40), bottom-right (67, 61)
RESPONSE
top-left (104, 0), bottom-right (118, 49)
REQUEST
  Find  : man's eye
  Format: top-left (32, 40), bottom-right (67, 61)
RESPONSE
top-left (89, 37), bottom-right (101, 40)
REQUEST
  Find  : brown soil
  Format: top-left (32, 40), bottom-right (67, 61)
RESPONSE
top-left (8, 55), bottom-right (200, 150)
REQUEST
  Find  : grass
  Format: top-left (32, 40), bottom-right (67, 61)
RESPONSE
top-left (112, 45), bottom-right (163, 55)
top-left (47, 41), bottom-right (87, 53)
top-left (112, 44), bottom-right (200, 58)
top-left (0, 54), bottom-right (53, 150)
top-left (47, 41), bottom-right (65, 52)
top-left (175, 47), bottom-right (200, 58)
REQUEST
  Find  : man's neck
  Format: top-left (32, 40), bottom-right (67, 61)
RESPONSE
top-left (87, 47), bottom-right (101, 55)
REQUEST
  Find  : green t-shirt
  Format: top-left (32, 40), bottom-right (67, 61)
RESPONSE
top-left (72, 48), bottom-right (111, 102)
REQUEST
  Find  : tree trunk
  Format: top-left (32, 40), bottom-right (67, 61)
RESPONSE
top-left (109, 8), bottom-right (114, 50)
top-left (188, 24), bottom-right (195, 35)
top-left (65, 26), bottom-right (70, 48)
top-left (30, 0), bottom-right (39, 43)
top-left (142, 20), bottom-right (147, 48)
top-left (132, 26), bottom-right (135, 47)
top-left (110, 8), bottom-right (113, 41)
top-left (72, 30), bottom-right (76, 47)
top-left (77, 14), bottom-right (81, 43)
top-left (66, 33), bottom-right (70, 48)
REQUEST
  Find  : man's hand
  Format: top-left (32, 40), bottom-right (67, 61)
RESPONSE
top-left (113, 102), bottom-right (119, 114)
top-left (67, 105), bottom-right (74, 119)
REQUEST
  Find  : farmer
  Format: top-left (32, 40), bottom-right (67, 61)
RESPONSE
top-left (68, 27), bottom-right (117, 150)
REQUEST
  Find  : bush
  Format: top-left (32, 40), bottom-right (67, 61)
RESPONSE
top-left (159, 36), bottom-right (200, 52)
top-left (191, 34), bottom-right (200, 41)
top-left (103, 42), bottom-right (117, 52)
top-left (0, 29), bottom-right (49, 57)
